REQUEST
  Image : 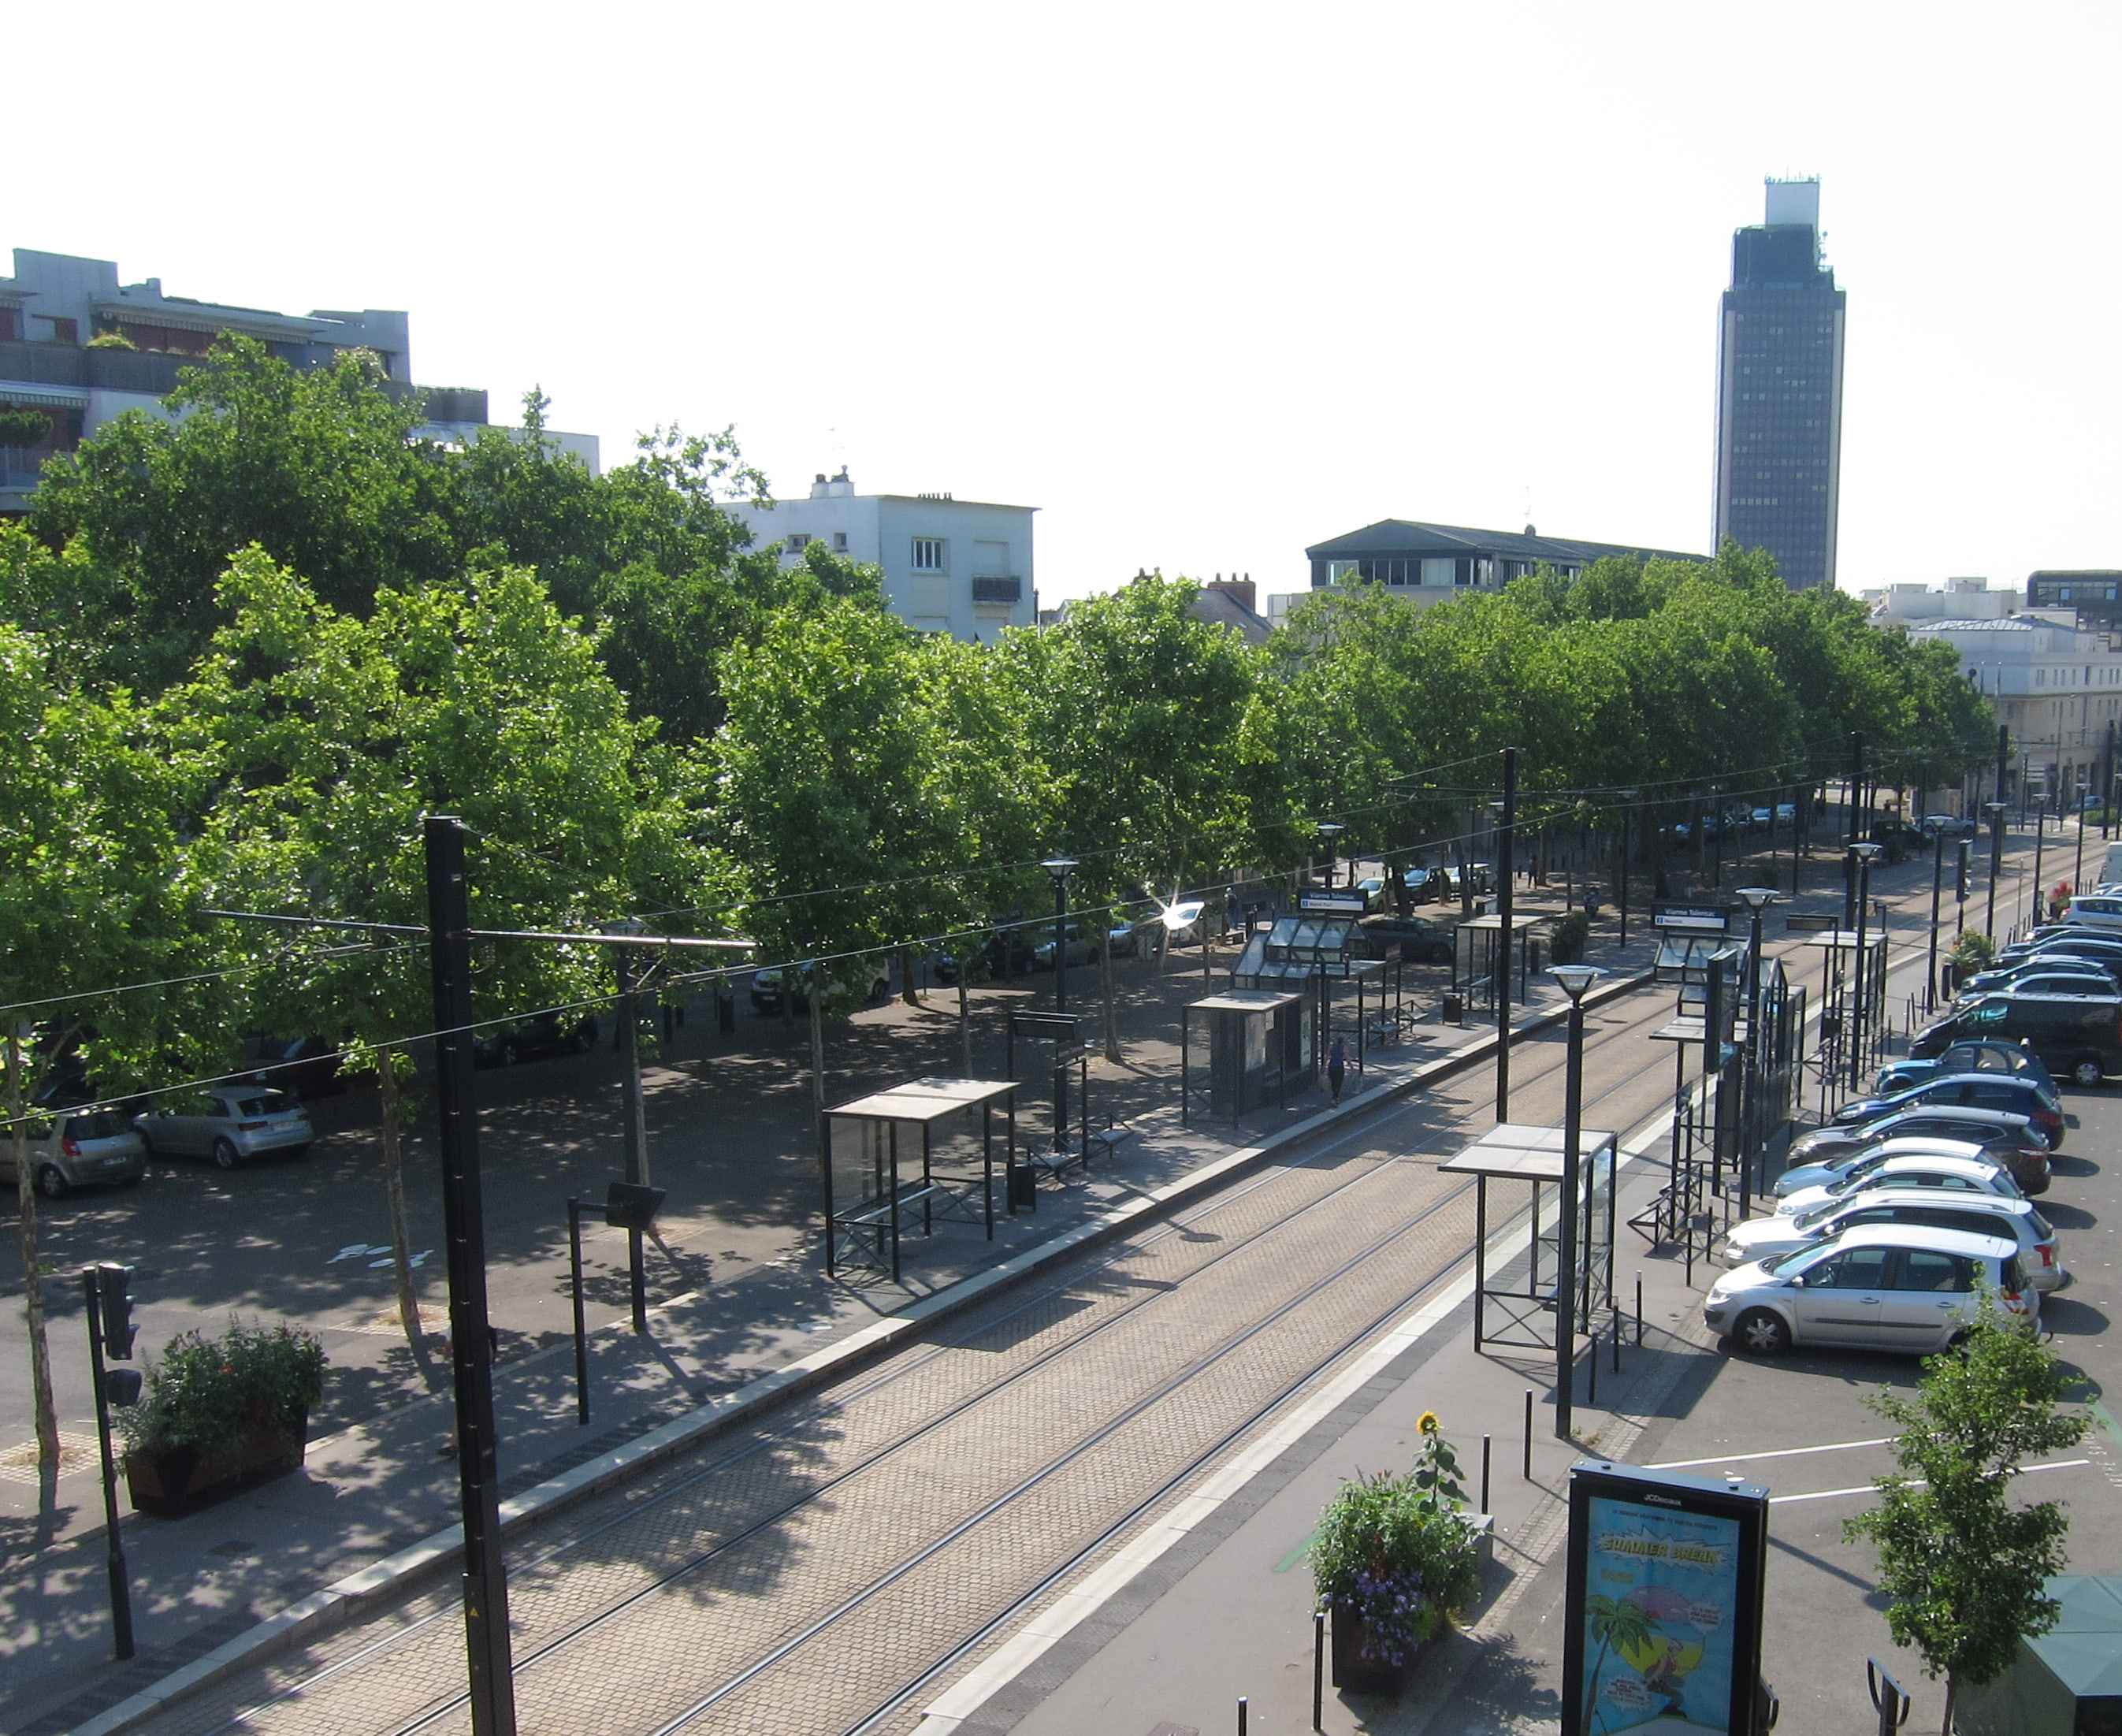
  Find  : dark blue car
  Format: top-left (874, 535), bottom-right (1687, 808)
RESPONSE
top-left (1873, 1039), bottom-right (2053, 1101)
top-left (1830, 1072), bottom-right (2066, 1150)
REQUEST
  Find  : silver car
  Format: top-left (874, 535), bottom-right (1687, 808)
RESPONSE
top-left (0, 1107), bottom-right (147, 1199)
top-left (1724, 1190), bottom-right (2065, 1292)
top-left (134, 1087), bottom-right (313, 1169)
top-left (1705, 1224), bottom-right (2038, 1356)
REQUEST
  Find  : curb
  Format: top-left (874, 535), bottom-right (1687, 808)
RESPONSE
top-left (67, 966), bottom-right (1652, 1736)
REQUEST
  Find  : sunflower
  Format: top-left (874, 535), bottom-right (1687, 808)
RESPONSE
top-left (1417, 1411), bottom-right (1440, 1436)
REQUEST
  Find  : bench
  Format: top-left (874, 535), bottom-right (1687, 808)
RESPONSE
top-left (1085, 1124), bottom-right (1136, 1161)
top-left (1366, 1015), bottom-right (1400, 1047)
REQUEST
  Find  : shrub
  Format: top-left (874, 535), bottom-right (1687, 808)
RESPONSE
top-left (1310, 1414), bottom-right (1483, 1664)
top-left (119, 1321), bottom-right (326, 1459)
top-left (86, 330), bottom-right (138, 350)
top-left (1947, 930), bottom-right (1997, 973)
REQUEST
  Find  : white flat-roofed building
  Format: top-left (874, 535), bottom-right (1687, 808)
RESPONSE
top-left (724, 467), bottom-right (1036, 643)
top-left (1904, 614), bottom-right (2122, 803)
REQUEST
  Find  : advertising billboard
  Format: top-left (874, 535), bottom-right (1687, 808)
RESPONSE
top-left (1561, 1460), bottom-right (1770, 1736)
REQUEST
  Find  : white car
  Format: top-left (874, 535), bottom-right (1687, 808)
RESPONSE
top-left (133, 1087), bottom-right (313, 1169)
top-left (1704, 1224), bottom-right (2038, 1356)
top-left (1774, 1152), bottom-right (2020, 1220)
top-left (2061, 893), bottom-right (2122, 933)
top-left (1724, 1190), bottom-right (2065, 1292)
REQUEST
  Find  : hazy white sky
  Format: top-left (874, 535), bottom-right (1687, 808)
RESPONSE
top-left (12, 1), bottom-right (2119, 605)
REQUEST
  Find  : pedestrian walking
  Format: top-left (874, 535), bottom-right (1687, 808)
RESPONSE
top-left (1328, 1035), bottom-right (1347, 1104)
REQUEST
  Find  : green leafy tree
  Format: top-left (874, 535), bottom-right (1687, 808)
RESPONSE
top-left (1843, 1295), bottom-right (2088, 1734)
top-left (163, 548), bottom-right (718, 1352)
top-left (0, 623), bottom-right (217, 1500)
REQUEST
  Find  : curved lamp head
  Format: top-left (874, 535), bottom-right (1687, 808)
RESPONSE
top-left (1983, 801), bottom-right (2010, 819)
top-left (1735, 886), bottom-right (1780, 913)
top-left (1850, 842), bottom-right (1885, 865)
top-left (1549, 964), bottom-right (1606, 1005)
top-left (1315, 821), bottom-right (1345, 842)
top-left (1040, 855), bottom-right (1079, 883)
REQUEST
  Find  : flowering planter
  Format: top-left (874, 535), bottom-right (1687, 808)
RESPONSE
top-left (1330, 1607), bottom-right (1431, 1693)
top-left (124, 1409), bottom-right (308, 1518)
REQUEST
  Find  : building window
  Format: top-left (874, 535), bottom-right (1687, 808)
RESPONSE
top-left (833, 531), bottom-right (848, 552)
top-left (912, 537), bottom-right (946, 573)
top-left (42, 316), bottom-right (78, 344)
top-left (787, 533), bottom-right (812, 552)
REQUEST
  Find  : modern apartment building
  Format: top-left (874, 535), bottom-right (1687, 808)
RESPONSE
top-left (2026, 571), bottom-right (2122, 636)
top-left (1291, 518), bottom-right (1700, 616)
top-left (0, 248), bottom-right (598, 515)
top-left (1711, 179), bottom-right (1846, 592)
top-left (723, 467), bottom-right (1037, 643)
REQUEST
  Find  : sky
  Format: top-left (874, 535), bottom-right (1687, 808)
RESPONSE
top-left (10, 0), bottom-right (2119, 608)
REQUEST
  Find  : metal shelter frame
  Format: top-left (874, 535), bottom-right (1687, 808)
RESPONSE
top-left (1442, 1121), bottom-right (1618, 1353)
top-left (1457, 912), bottom-right (1540, 1016)
top-left (1232, 913), bottom-right (1387, 1073)
top-left (822, 1076), bottom-right (1018, 1281)
top-left (1180, 987), bottom-right (1301, 1128)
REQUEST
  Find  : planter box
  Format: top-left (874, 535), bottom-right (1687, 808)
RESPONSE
top-left (1328, 1514), bottom-right (1493, 1693)
top-left (124, 1410), bottom-right (307, 1518)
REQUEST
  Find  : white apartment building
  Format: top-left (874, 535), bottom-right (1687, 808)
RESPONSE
top-left (1, 248), bottom-right (598, 514)
top-left (1905, 614), bottom-right (2122, 801)
top-left (1863, 575), bottom-right (2023, 624)
top-left (724, 467), bottom-right (1036, 643)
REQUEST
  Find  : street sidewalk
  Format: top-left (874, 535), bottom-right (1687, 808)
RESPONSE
top-left (3, 897), bottom-right (1660, 1736)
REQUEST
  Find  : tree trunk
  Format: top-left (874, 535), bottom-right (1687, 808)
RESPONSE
top-left (957, 976), bottom-right (971, 1076)
top-left (9, 1034), bottom-right (60, 1511)
top-left (1099, 922), bottom-right (1120, 1062)
top-left (898, 945), bottom-right (919, 1008)
top-left (1942, 1674), bottom-right (1955, 1736)
top-left (376, 1048), bottom-right (424, 1354)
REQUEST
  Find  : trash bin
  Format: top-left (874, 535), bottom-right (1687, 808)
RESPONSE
top-left (1008, 1162), bottom-right (1038, 1212)
top-left (1442, 991), bottom-right (1464, 1024)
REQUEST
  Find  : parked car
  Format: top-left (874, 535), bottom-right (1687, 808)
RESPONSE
top-left (473, 1011), bottom-right (598, 1067)
top-left (1873, 1039), bottom-right (2053, 1098)
top-left (133, 1087), bottom-right (313, 1169)
top-left (1922, 812), bottom-right (1979, 839)
top-left (1726, 1190), bottom-right (2064, 1292)
top-left (1775, 1151), bottom-right (2024, 1221)
top-left (0, 1106), bottom-right (147, 1198)
top-left (1356, 914), bottom-right (1456, 965)
top-left (1355, 875), bottom-right (1389, 913)
top-left (1749, 807), bottom-right (1774, 832)
top-left (1914, 992), bottom-right (2122, 1091)
top-left (1704, 1225), bottom-right (2038, 1356)
top-left (240, 1033), bottom-right (349, 1099)
top-left (1778, 1118), bottom-right (2049, 1198)
top-left (1775, 803), bottom-right (1798, 827)
top-left (1957, 957), bottom-right (2117, 1001)
top-left (1032, 924), bottom-right (1102, 968)
top-left (1828, 1070), bottom-right (2067, 1147)
top-left (1994, 932), bottom-right (2122, 972)
top-left (934, 929), bottom-right (1036, 984)
top-left (2060, 892), bottom-right (2122, 933)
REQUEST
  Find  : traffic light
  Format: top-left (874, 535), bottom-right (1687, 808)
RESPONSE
top-left (1957, 840), bottom-right (1972, 901)
top-left (96, 1262), bottom-right (137, 1360)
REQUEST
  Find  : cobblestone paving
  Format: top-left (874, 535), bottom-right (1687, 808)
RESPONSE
top-left (132, 994), bottom-right (1689, 1736)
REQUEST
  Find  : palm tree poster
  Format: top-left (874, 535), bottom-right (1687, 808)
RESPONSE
top-left (1579, 1496), bottom-right (1741, 1733)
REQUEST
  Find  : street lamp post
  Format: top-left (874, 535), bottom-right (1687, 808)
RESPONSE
top-left (1984, 801), bottom-right (2009, 941)
top-left (1316, 822), bottom-right (1344, 890)
top-left (1849, 843), bottom-right (1884, 1090)
top-left (1041, 856), bottom-right (1078, 1153)
top-left (1927, 824), bottom-right (1945, 1013)
top-left (1549, 963), bottom-right (1605, 1442)
top-left (1734, 888), bottom-right (1778, 1217)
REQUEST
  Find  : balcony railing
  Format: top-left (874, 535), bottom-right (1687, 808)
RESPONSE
top-left (971, 574), bottom-right (1023, 605)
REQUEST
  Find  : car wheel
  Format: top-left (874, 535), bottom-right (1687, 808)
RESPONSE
top-left (1734, 1310), bottom-right (1789, 1356)
top-left (2073, 1057), bottom-right (2104, 1087)
top-left (212, 1138), bottom-right (239, 1171)
top-left (35, 1164), bottom-right (69, 1200)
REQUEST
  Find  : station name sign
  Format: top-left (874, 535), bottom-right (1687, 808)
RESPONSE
top-left (1651, 903), bottom-right (1733, 935)
top-left (1299, 890), bottom-right (1369, 916)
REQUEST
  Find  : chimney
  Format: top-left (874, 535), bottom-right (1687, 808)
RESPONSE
top-left (810, 472), bottom-right (831, 499)
top-left (1208, 575), bottom-right (1258, 615)
top-left (827, 466), bottom-right (854, 498)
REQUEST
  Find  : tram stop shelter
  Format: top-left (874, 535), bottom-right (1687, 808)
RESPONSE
top-left (1440, 1121), bottom-right (1618, 1353)
top-left (1232, 913), bottom-right (1389, 1074)
top-left (822, 1076), bottom-right (1018, 1281)
top-left (1180, 987), bottom-right (1303, 1127)
top-left (1457, 912), bottom-right (1541, 1015)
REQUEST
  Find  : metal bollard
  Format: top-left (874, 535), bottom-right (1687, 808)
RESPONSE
top-left (1313, 1610), bottom-right (1325, 1730)
top-left (1612, 1307), bottom-right (1622, 1372)
top-left (1636, 1273), bottom-right (1644, 1347)
top-left (1238, 1695), bottom-right (1248, 1735)
top-left (1523, 1388), bottom-right (1533, 1479)
top-left (1588, 1327), bottom-right (1599, 1406)
top-left (1481, 1433), bottom-right (1492, 1515)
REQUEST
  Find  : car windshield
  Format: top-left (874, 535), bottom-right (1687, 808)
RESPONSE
top-left (2028, 1207), bottom-right (2053, 1238)
top-left (68, 1111), bottom-right (128, 1140)
top-left (1792, 1201), bottom-right (1841, 1229)
top-left (235, 1093), bottom-right (292, 1115)
top-left (1763, 1244), bottom-right (1822, 1275)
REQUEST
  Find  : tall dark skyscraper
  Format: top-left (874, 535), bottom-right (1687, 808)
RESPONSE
top-left (1713, 177), bottom-right (1846, 591)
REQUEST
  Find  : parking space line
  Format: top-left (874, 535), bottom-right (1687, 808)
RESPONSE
top-left (1649, 1437), bottom-right (1894, 1470)
top-left (1770, 1458), bottom-right (2091, 1506)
